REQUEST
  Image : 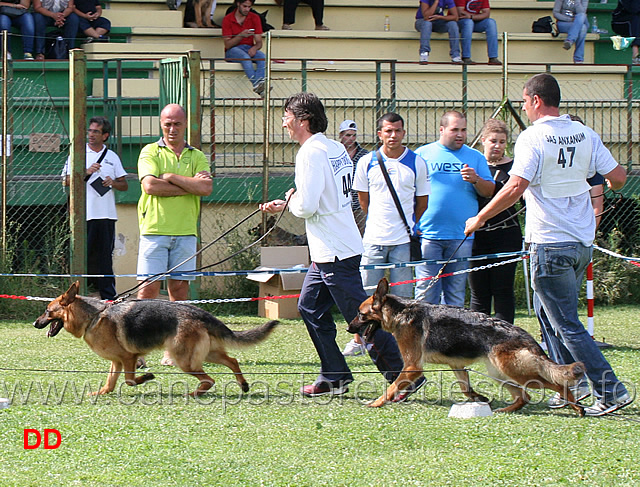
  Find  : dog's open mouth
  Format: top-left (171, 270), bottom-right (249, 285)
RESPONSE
top-left (46, 319), bottom-right (64, 337)
top-left (361, 321), bottom-right (380, 342)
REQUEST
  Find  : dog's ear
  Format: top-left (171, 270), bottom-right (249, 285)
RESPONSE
top-left (372, 278), bottom-right (389, 311)
top-left (375, 278), bottom-right (389, 298)
top-left (60, 281), bottom-right (80, 306)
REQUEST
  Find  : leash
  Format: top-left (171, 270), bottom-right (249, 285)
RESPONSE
top-left (114, 199), bottom-right (291, 303)
top-left (421, 234), bottom-right (470, 295)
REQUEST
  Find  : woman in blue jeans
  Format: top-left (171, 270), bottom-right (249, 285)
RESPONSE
top-left (553, 0), bottom-right (589, 64)
top-left (0, 0), bottom-right (35, 59)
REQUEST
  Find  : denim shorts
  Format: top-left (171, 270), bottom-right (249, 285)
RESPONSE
top-left (137, 235), bottom-right (197, 281)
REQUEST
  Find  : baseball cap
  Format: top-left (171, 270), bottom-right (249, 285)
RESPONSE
top-left (339, 120), bottom-right (358, 133)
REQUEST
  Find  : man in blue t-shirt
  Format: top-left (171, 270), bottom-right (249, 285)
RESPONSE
top-left (414, 110), bottom-right (494, 306)
top-left (414, 0), bottom-right (462, 64)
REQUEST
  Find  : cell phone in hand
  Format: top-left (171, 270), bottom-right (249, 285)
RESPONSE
top-left (248, 29), bottom-right (255, 33)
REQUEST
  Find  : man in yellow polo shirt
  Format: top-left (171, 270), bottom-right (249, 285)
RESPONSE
top-left (137, 103), bottom-right (213, 364)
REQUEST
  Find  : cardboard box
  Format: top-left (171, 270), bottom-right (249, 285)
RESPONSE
top-left (247, 246), bottom-right (309, 319)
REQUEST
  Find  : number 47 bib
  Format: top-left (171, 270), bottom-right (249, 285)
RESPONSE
top-left (540, 123), bottom-right (592, 199)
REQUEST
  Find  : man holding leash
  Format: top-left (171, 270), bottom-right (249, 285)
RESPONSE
top-left (137, 103), bottom-right (213, 365)
top-left (62, 116), bottom-right (128, 300)
top-left (465, 73), bottom-right (632, 416)
top-left (260, 92), bottom-right (406, 397)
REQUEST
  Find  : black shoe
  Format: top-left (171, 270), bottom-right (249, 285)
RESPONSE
top-left (300, 380), bottom-right (351, 397)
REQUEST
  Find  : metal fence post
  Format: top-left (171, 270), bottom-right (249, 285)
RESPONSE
top-left (625, 64), bottom-right (633, 169)
top-left (69, 49), bottom-right (87, 294)
top-left (187, 50), bottom-right (201, 149)
top-left (1, 30), bottom-right (8, 258)
top-left (262, 33), bottom-right (271, 210)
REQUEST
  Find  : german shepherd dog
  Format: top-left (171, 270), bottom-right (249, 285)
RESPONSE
top-left (249, 216), bottom-right (308, 247)
top-left (33, 282), bottom-right (278, 397)
top-left (184, 0), bottom-right (215, 28)
top-left (349, 279), bottom-right (586, 415)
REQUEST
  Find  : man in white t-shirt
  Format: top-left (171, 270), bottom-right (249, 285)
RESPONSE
top-left (260, 92), bottom-right (404, 398)
top-left (465, 73), bottom-right (632, 417)
top-left (353, 112), bottom-right (429, 298)
top-left (62, 116), bottom-right (128, 299)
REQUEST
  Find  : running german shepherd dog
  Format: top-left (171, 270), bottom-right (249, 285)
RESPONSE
top-left (33, 282), bottom-right (278, 397)
top-left (349, 279), bottom-right (586, 415)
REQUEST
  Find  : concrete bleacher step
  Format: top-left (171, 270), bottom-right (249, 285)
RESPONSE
top-left (106, 9), bottom-right (183, 28)
top-left (91, 78), bottom-right (160, 97)
top-left (84, 29), bottom-right (601, 64)
top-left (82, 41), bottom-right (196, 59)
top-left (107, 0), bottom-right (555, 33)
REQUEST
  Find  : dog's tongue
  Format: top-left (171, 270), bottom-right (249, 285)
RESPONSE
top-left (47, 320), bottom-right (63, 337)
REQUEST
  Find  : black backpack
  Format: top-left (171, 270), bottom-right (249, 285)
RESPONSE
top-left (532, 16), bottom-right (560, 37)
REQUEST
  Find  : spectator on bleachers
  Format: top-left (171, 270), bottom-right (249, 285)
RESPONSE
top-left (74, 0), bottom-right (110, 42)
top-left (222, 0), bottom-right (266, 96)
top-left (455, 0), bottom-right (501, 65)
top-left (33, 0), bottom-right (80, 60)
top-left (415, 0), bottom-right (462, 64)
top-left (0, 0), bottom-right (35, 60)
top-left (611, 0), bottom-right (640, 65)
top-left (278, 0), bottom-right (329, 31)
top-left (553, 0), bottom-right (589, 64)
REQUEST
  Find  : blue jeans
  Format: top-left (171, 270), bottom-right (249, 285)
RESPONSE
top-left (361, 242), bottom-right (413, 298)
top-left (33, 12), bottom-right (79, 54)
top-left (556, 13), bottom-right (588, 63)
top-left (414, 238), bottom-right (472, 306)
top-left (531, 242), bottom-right (628, 402)
top-left (0, 12), bottom-right (35, 54)
top-left (414, 18), bottom-right (460, 58)
top-left (298, 256), bottom-right (404, 385)
top-left (457, 17), bottom-right (498, 59)
top-left (225, 44), bottom-right (265, 87)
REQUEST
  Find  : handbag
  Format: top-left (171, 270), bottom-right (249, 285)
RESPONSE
top-left (532, 16), bottom-right (560, 37)
top-left (375, 150), bottom-right (422, 262)
top-left (46, 35), bottom-right (69, 60)
top-left (85, 147), bottom-right (110, 196)
top-left (0, 6), bottom-right (26, 17)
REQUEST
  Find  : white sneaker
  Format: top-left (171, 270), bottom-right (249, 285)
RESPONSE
top-left (419, 52), bottom-right (429, 64)
top-left (451, 56), bottom-right (463, 64)
top-left (584, 392), bottom-right (633, 417)
top-left (342, 339), bottom-right (366, 356)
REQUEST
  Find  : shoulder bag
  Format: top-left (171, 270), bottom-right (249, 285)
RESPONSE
top-left (375, 150), bottom-right (422, 261)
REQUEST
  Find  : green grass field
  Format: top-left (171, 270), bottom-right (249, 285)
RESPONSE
top-left (0, 305), bottom-right (639, 486)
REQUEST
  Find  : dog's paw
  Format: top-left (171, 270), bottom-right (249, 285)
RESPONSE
top-left (367, 397), bottom-right (387, 408)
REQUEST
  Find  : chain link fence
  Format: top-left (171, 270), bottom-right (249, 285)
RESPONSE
top-left (1, 43), bottom-right (640, 315)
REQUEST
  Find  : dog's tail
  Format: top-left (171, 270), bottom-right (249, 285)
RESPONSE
top-left (227, 320), bottom-right (279, 346)
top-left (539, 359), bottom-right (586, 387)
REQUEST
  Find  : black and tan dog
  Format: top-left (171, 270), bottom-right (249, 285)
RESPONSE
top-left (349, 278), bottom-right (586, 415)
top-left (33, 281), bottom-right (278, 397)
